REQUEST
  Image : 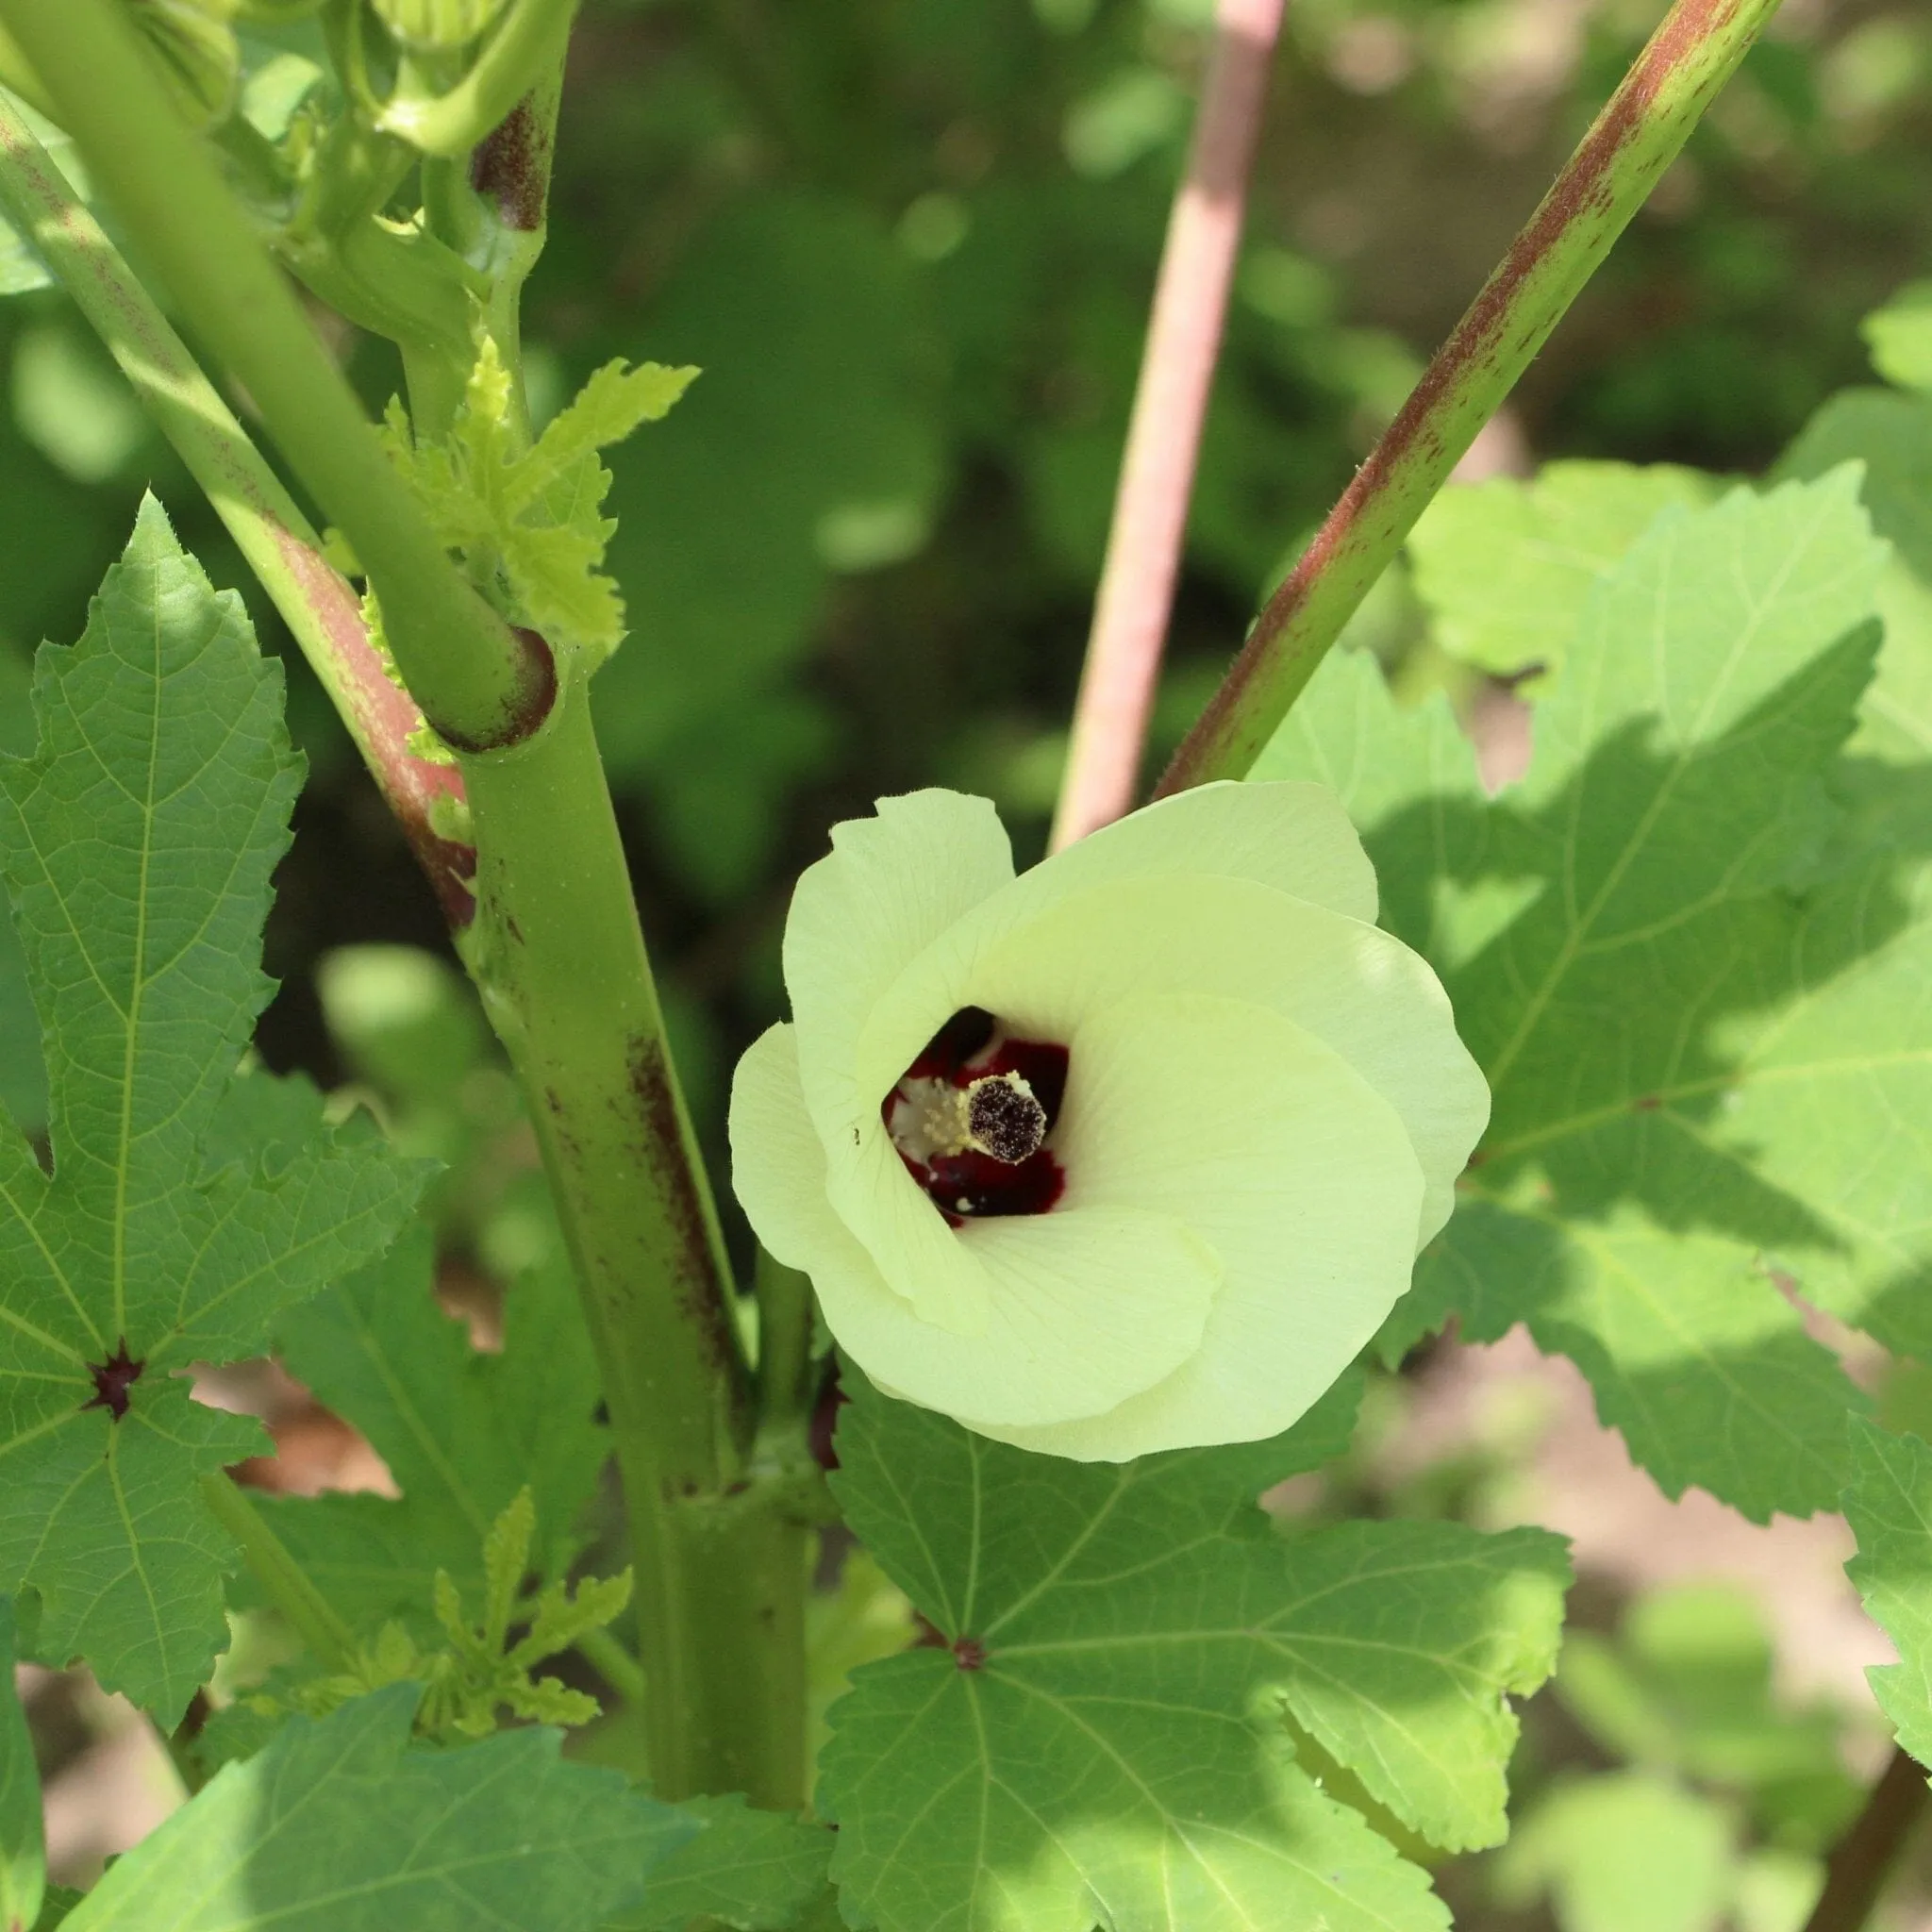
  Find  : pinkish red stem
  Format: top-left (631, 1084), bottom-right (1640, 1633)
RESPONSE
top-left (1049, 0), bottom-right (1286, 851)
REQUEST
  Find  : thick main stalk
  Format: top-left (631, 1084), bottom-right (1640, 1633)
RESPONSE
top-left (458, 678), bottom-right (802, 1804)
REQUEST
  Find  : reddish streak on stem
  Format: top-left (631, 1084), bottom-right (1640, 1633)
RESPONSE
top-left (270, 529), bottom-right (476, 924)
top-left (1049, 0), bottom-right (1285, 850)
top-left (1157, 0), bottom-right (1747, 795)
top-left (0, 123), bottom-right (477, 923)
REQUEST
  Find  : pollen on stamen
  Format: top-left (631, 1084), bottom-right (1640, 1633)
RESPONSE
top-left (884, 1008), bottom-right (1070, 1220)
top-left (965, 1074), bottom-right (1046, 1165)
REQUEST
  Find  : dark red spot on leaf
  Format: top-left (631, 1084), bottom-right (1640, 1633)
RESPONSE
top-left (83, 1341), bottom-right (143, 1420)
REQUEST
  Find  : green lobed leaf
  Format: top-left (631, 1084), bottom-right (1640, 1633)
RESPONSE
top-left (0, 499), bottom-right (423, 1717)
top-left (819, 1374), bottom-right (1567, 1931)
top-left (1780, 391), bottom-right (1932, 587)
top-left (252, 1218), bottom-right (607, 1637)
top-left (1780, 385), bottom-right (1932, 782)
top-left (608, 1794), bottom-right (834, 1932)
top-left (1407, 460), bottom-right (1715, 679)
top-left (1841, 1419), bottom-right (1932, 1768)
top-left (61, 1684), bottom-right (694, 1931)
top-left (0, 1598), bottom-right (42, 1932)
top-left (1262, 471), bottom-right (1904, 1522)
top-left (0, 894), bottom-right (41, 1139)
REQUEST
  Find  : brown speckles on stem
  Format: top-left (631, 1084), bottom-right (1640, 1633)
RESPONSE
top-left (953, 1637), bottom-right (989, 1672)
top-left (627, 1035), bottom-right (740, 1381)
top-left (470, 96), bottom-right (551, 232)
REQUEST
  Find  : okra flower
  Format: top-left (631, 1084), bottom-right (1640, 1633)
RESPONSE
top-left (729, 785), bottom-right (1487, 1461)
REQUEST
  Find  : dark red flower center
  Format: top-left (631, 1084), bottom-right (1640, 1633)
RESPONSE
top-left (884, 1006), bottom-right (1069, 1224)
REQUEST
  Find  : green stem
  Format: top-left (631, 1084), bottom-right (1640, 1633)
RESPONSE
top-left (390, 32), bottom-right (806, 1800)
top-left (0, 92), bottom-right (477, 923)
top-left (1801, 1744), bottom-right (1929, 1932)
top-left (379, 0), bottom-right (579, 158)
top-left (197, 1473), bottom-right (356, 1672)
top-left (755, 1247), bottom-right (818, 1433)
top-left (280, 110), bottom-right (476, 355)
top-left (0, 0), bottom-right (548, 755)
top-left (1157, 0), bottom-right (1785, 792)
top-left (458, 678), bottom-right (801, 1805)
top-left (391, 34), bottom-right (808, 1798)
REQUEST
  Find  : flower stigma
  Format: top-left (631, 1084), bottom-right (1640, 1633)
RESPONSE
top-left (884, 1006), bottom-right (1069, 1223)
top-left (966, 1073), bottom-right (1047, 1163)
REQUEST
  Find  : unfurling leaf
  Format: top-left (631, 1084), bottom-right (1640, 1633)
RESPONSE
top-left (378, 335), bottom-right (698, 670)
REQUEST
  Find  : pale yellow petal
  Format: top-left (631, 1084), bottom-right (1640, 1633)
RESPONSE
top-left (860, 871), bottom-right (1484, 1249)
top-left (730, 1024), bottom-right (1217, 1423)
top-left (1036, 780), bottom-right (1376, 922)
top-left (875, 1204), bottom-right (1218, 1425)
top-left (825, 1117), bottom-right (991, 1336)
top-left (801, 783), bottom-right (1367, 1124)
top-left (728, 1022), bottom-right (890, 1288)
top-left (730, 1023), bottom-right (985, 1336)
top-left (961, 991), bottom-right (1424, 1461)
top-left (783, 789), bottom-right (1014, 1147)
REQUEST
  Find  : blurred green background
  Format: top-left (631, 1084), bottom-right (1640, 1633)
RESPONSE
top-left (4, 2), bottom-right (1929, 1922)
top-left (4, 0), bottom-right (1926, 1161)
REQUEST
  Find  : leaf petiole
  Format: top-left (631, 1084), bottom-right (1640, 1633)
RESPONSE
top-left (1158, 0), bottom-right (1789, 792)
top-left (196, 1471), bottom-right (357, 1675)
